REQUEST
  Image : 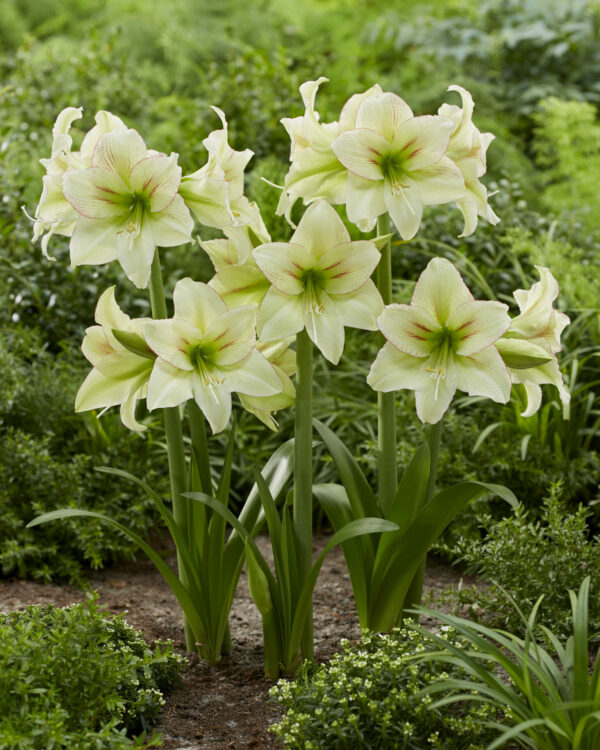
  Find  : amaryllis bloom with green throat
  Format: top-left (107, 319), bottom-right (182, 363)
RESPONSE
top-left (142, 279), bottom-right (282, 433)
top-left (368, 257), bottom-right (512, 423)
top-left (62, 128), bottom-right (194, 288)
top-left (332, 93), bottom-right (466, 238)
top-left (253, 200), bottom-right (384, 364)
top-left (32, 108), bottom-right (128, 258)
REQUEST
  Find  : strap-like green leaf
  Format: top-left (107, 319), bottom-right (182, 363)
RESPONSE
top-left (27, 508), bottom-right (206, 642)
top-left (289, 518), bottom-right (398, 657)
top-left (369, 481), bottom-right (517, 630)
top-left (313, 419), bottom-right (378, 519)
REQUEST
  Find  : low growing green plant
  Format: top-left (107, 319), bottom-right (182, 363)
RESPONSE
top-left (269, 625), bottom-right (499, 749)
top-left (438, 483), bottom-right (600, 638)
top-left (0, 594), bottom-right (186, 749)
top-left (416, 577), bottom-right (600, 749)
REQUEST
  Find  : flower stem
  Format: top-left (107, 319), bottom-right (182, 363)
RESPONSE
top-left (402, 419), bottom-right (443, 616)
top-left (376, 215), bottom-right (397, 515)
top-left (149, 249), bottom-right (195, 652)
top-left (294, 328), bottom-right (314, 660)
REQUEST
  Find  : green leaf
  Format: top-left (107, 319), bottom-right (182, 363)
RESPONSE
top-left (313, 419), bottom-right (378, 519)
top-left (27, 509), bottom-right (206, 642)
top-left (313, 483), bottom-right (368, 624)
top-left (370, 444), bottom-right (430, 593)
top-left (369, 481), bottom-right (517, 630)
top-left (93, 466), bottom-right (204, 604)
top-left (245, 541), bottom-right (272, 616)
top-left (289, 518), bottom-right (398, 656)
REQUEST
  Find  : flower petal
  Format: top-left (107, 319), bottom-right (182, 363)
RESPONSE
top-left (253, 242), bottom-right (309, 295)
top-left (395, 115), bottom-right (454, 171)
top-left (173, 278), bottom-right (227, 332)
top-left (208, 263), bottom-right (270, 308)
top-left (291, 200), bottom-right (351, 257)
top-left (378, 303), bottom-right (439, 357)
top-left (355, 92), bottom-right (413, 140)
top-left (62, 167), bottom-right (129, 219)
top-left (367, 342), bottom-right (425, 392)
top-left (453, 347), bottom-right (511, 404)
top-left (92, 129), bottom-right (148, 181)
top-left (116, 218), bottom-right (156, 289)
top-left (69, 215), bottom-right (122, 266)
top-left (143, 318), bottom-right (197, 371)
top-left (448, 300), bottom-right (510, 356)
top-left (304, 294), bottom-right (345, 364)
top-left (147, 359), bottom-right (193, 410)
top-left (191, 376), bottom-right (232, 434)
top-left (130, 154), bottom-right (182, 212)
top-left (332, 128), bottom-right (389, 181)
top-left (318, 240), bottom-right (380, 294)
top-left (217, 349), bottom-right (282, 396)
top-left (345, 173), bottom-right (386, 226)
top-left (257, 287), bottom-right (304, 341)
top-left (383, 180), bottom-right (423, 240)
top-left (147, 194), bottom-right (194, 248)
top-left (330, 280), bottom-right (384, 330)
top-left (407, 157), bottom-right (466, 206)
top-left (410, 257), bottom-right (473, 324)
top-left (210, 306), bottom-right (258, 366)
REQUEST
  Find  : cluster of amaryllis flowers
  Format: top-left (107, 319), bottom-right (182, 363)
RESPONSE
top-left (28, 78), bottom-right (573, 673)
top-left (277, 78), bottom-right (499, 239)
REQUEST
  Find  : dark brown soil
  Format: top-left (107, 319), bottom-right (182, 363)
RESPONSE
top-left (0, 537), bottom-right (478, 749)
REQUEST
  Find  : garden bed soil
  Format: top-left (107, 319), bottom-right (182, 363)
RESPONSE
top-left (0, 536), bottom-right (479, 749)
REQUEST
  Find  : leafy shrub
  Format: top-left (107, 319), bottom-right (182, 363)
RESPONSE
top-left (0, 595), bottom-right (185, 749)
top-left (270, 625), bottom-right (499, 749)
top-left (417, 578), bottom-right (600, 750)
top-left (366, 0), bottom-right (600, 136)
top-left (534, 97), bottom-right (600, 237)
top-left (439, 483), bottom-right (600, 638)
top-left (0, 328), bottom-right (167, 582)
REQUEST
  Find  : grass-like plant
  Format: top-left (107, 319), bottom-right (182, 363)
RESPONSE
top-left (414, 577), bottom-right (600, 749)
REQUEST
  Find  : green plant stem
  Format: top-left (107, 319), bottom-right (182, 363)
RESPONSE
top-left (149, 250), bottom-right (195, 653)
top-left (188, 400), bottom-right (212, 497)
top-left (403, 420), bottom-right (443, 616)
top-left (376, 215), bottom-right (397, 516)
top-left (294, 328), bottom-right (314, 660)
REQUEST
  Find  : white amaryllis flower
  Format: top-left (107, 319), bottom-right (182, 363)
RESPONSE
top-left (142, 279), bottom-right (282, 434)
top-left (368, 257), bottom-right (511, 423)
top-left (332, 92), bottom-right (466, 238)
top-left (253, 200), bottom-right (384, 364)
top-left (277, 78), bottom-right (385, 224)
top-left (31, 108), bottom-right (128, 258)
top-left (496, 266), bottom-right (571, 418)
top-left (75, 287), bottom-right (155, 431)
top-left (439, 85), bottom-right (499, 236)
top-left (179, 107), bottom-right (268, 240)
top-left (62, 128), bottom-right (193, 288)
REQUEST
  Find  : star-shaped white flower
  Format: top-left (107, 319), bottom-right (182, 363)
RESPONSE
top-left (62, 128), bottom-right (194, 288)
top-left (253, 200), bottom-right (384, 364)
top-left (368, 257), bottom-right (512, 423)
top-left (332, 92), bottom-right (466, 238)
top-left (31, 108), bottom-right (128, 258)
top-left (143, 279), bottom-right (282, 433)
